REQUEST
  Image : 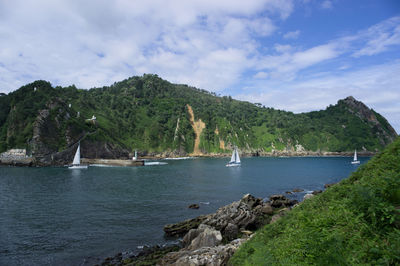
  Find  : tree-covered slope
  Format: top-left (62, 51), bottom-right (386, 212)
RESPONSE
top-left (230, 136), bottom-right (400, 265)
top-left (0, 74), bottom-right (397, 160)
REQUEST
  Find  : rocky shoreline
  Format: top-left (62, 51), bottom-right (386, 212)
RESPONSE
top-left (0, 156), bottom-right (35, 167)
top-left (142, 149), bottom-right (376, 159)
top-left (97, 189), bottom-right (325, 266)
top-left (0, 151), bottom-right (374, 167)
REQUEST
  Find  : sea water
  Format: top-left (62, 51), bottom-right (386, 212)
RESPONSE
top-left (0, 156), bottom-right (369, 265)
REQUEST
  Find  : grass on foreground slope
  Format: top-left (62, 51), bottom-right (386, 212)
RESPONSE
top-left (230, 137), bottom-right (400, 265)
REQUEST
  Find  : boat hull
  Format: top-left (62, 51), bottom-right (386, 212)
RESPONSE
top-left (68, 165), bottom-right (88, 169)
top-left (351, 161), bottom-right (360, 164)
top-left (226, 163), bottom-right (241, 167)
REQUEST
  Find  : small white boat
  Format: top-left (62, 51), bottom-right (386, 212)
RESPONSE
top-left (226, 147), bottom-right (241, 167)
top-left (351, 149), bottom-right (360, 164)
top-left (69, 143), bottom-right (88, 169)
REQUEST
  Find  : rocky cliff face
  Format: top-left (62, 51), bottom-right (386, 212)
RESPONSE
top-left (80, 141), bottom-right (129, 159)
top-left (28, 99), bottom-right (84, 165)
top-left (30, 99), bottom-right (74, 158)
top-left (341, 96), bottom-right (397, 145)
top-left (29, 99), bottom-right (130, 166)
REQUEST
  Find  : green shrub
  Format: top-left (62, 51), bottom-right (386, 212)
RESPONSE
top-left (230, 137), bottom-right (400, 265)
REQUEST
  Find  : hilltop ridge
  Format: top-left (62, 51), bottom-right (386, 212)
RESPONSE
top-left (0, 75), bottom-right (397, 165)
top-left (341, 96), bottom-right (397, 144)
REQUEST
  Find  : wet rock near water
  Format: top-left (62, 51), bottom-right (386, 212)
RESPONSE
top-left (201, 194), bottom-right (264, 234)
top-left (164, 194), bottom-right (296, 240)
top-left (164, 215), bottom-right (207, 237)
top-left (324, 182), bottom-right (337, 189)
top-left (98, 245), bottom-right (181, 266)
top-left (101, 192), bottom-right (320, 265)
top-left (223, 223), bottom-right (239, 241)
top-left (101, 192), bottom-right (324, 265)
top-left (303, 193), bottom-right (314, 200)
top-left (101, 188), bottom-right (332, 265)
top-left (184, 224), bottom-right (222, 250)
top-left (312, 190), bottom-right (323, 195)
top-left (259, 203), bottom-right (274, 215)
top-left (188, 204), bottom-right (200, 209)
top-left (161, 193), bottom-right (297, 265)
top-left (160, 238), bottom-right (247, 266)
top-left (0, 157), bottom-right (35, 167)
top-left (269, 194), bottom-right (298, 209)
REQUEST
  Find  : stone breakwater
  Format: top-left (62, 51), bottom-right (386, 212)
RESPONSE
top-left (100, 193), bottom-right (299, 266)
top-left (0, 150), bottom-right (34, 166)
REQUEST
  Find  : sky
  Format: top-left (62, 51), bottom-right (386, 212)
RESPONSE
top-left (0, 0), bottom-right (399, 132)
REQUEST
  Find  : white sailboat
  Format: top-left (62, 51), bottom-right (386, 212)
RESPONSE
top-left (69, 143), bottom-right (88, 169)
top-left (226, 147), bottom-right (241, 167)
top-left (351, 149), bottom-right (360, 164)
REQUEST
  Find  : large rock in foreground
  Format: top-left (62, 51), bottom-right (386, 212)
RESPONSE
top-left (164, 194), bottom-right (297, 240)
top-left (202, 194), bottom-right (269, 235)
top-left (183, 224), bottom-right (222, 250)
top-left (161, 193), bottom-right (297, 265)
top-left (160, 238), bottom-right (246, 266)
top-left (164, 215), bottom-right (208, 237)
top-left (164, 194), bottom-right (296, 240)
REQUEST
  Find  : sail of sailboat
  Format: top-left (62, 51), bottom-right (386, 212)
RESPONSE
top-left (226, 147), bottom-right (241, 167)
top-left (351, 149), bottom-right (360, 164)
top-left (69, 142), bottom-right (88, 169)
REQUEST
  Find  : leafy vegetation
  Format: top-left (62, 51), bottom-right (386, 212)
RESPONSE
top-left (0, 75), bottom-right (397, 155)
top-left (230, 137), bottom-right (400, 265)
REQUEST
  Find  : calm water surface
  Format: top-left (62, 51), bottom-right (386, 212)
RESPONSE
top-left (0, 156), bottom-right (369, 265)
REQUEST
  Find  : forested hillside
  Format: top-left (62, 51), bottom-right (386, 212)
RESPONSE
top-left (0, 74), bottom-right (397, 161)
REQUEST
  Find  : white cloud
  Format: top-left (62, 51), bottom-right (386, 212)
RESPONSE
top-left (1, 1), bottom-right (398, 94)
top-left (236, 61), bottom-right (400, 133)
top-left (254, 71), bottom-right (269, 79)
top-left (252, 16), bottom-right (400, 83)
top-left (247, 17), bottom-right (276, 36)
top-left (274, 44), bottom-right (292, 53)
top-left (0, 0), bottom-right (296, 92)
top-left (283, 30), bottom-right (300, 39)
top-left (353, 17), bottom-right (400, 57)
top-left (256, 43), bottom-right (340, 80)
top-left (291, 44), bottom-right (338, 68)
top-left (321, 0), bottom-right (333, 9)
top-left (192, 48), bottom-right (249, 90)
top-left (263, 0), bottom-right (294, 19)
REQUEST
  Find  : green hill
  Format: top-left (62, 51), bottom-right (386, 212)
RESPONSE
top-left (230, 136), bottom-right (400, 265)
top-left (0, 74), bottom-right (397, 164)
